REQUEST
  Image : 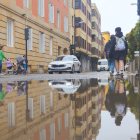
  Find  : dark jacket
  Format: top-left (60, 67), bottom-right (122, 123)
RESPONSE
top-left (110, 32), bottom-right (128, 56)
top-left (104, 38), bottom-right (115, 59)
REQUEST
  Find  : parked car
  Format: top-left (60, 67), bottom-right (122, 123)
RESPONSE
top-left (48, 79), bottom-right (81, 94)
top-left (97, 59), bottom-right (109, 71)
top-left (98, 78), bottom-right (109, 86)
top-left (48, 55), bottom-right (81, 74)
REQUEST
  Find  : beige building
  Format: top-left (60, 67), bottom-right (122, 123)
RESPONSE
top-left (0, 81), bottom-right (71, 140)
top-left (71, 0), bottom-right (92, 72)
top-left (91, 3), bottom-right (104, 59)
top-left (0, 0), bottom-right (70, 73)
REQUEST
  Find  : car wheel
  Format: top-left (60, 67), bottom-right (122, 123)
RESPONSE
top-left (77, 66), bottom-right (82, 73)
top-left (49, 72), bottom-right (53, 74)
top-left (71, 65), bottom-right (75, 73)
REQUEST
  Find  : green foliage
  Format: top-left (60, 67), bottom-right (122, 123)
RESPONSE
top-left (126, 22), bottom-right (140, 60)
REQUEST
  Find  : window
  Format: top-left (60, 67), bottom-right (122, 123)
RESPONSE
top-left (58, 46), bottom-right (61, 55)
top-left (7, 19), bottom-right (14, 47)
top-left (50, 91), bottom-right (53, 108)
top-left (40, 95), bottom-right (46, 114)
top-left (75, 0), bottom-right (81, 9)
top-left (38, 0), bottom-right (44, 17)
top-left (91, 9), bottom-right (96, 16)
top-left (57, 11), bottom-right (60, 29)
top-left (72, 0), bottom-right (74, 8)
top-left (49, 37), bottom-right (53, 55)
top-left (39, 33), bottom-right (45, 53)
top-left (50, 122), bottom-right (55, 140)
top-left (92, 22), bottom-right (95, 29)
top-left (49, 3), bottom-right (54, 23)
top-left (27, 28), bottom-right (33, 50)
top-left (40, 128), bottom-right (46, 140)
top-left (64, 112), bottom-right (69, 128)
top-left (64, 0), bottom-right (67, 6)
top-left (24, 0), bottom-right (29, 8)
top-left (64, 16), bottom-right (68, 32)
top-left (58, 117), bottom-right (61, 133)
top-left (8, 102), bottom-right (15, 128)
top-left (72, 16), bottom-right (74, 27)
top-left (28, 98), bottom-right (34, 119)
top-left (92, 34), bottom-right (96, 42)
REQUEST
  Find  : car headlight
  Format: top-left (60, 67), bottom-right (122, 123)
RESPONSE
top-left (48, 64), bottom-right (52, 67)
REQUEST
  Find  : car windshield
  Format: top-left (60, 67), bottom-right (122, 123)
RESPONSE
top-left (98, 61), bottom-right (108, 65)
top-left (55, 56), bottom-right (72, 61)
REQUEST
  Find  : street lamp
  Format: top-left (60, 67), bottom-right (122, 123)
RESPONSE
top-left (24, 28), bottom-right (29, 73)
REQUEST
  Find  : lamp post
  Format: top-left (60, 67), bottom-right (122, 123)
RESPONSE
top-left (24, 28), bottom-right (29, 73)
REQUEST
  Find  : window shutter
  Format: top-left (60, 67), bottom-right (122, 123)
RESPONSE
top-left (28, 98), bottom-right (34, 119)
top-left (40, 95), bottom-right (46, 114)
top-left (8, 102), bottom-right (15, 128)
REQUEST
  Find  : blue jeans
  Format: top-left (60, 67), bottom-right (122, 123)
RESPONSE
top-left (0, 60), bottom-right (2, 73)
top-left (108, 59), bottom-right (115, 73)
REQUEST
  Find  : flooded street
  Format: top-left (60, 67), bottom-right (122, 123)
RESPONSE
top-left (0, 76), bottom-right (139, 140)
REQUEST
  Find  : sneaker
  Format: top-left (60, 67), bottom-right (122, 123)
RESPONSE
top-left (109, 71), bottom-right (113, 75)
top-left (119, 70), bottom-right (124, 76)
top-left (116, 74), bottom-right (124, 80)
top-left (115, 72), bottom-right (119, 76)
top-left (0, 73), bottom-right (4, 76)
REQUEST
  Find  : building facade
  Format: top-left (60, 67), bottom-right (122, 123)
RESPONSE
top-left (0, 80), bottom-right (71, 140)
top-left (0, 0), bottom-right (70, 73)
top-left (72, 0), bottom-right (92, 72)
top-left (91, 3), bottom-right (104, 70)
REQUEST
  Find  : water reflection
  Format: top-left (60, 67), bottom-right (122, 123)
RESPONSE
top-left (105, 79), bottom-right (127, 126)
top-left (0, 77), bottom-right (139, 140)
top-left (48, 79), bottom-right (81, 94)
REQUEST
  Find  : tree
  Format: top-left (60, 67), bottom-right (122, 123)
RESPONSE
top-left (126, 22), bottom-right (140, 60)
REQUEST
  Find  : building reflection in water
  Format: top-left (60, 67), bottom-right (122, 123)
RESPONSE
top-left (0, 77), bottom-right (140, 140)
top-left (0, 80), bottom-right (71, 140)
top-left (0, 78), bottom-right (104, 140)
top-left (128, 75), bottom-right (140, 140)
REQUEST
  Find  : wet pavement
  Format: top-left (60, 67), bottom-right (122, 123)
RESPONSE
top-left (0, 75), bottom-right (139, 140)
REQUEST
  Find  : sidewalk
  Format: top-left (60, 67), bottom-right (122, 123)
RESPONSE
top-left (0, 71), bottom-right (134, 83)
top-left (0, 72), bottom-right (108, 83)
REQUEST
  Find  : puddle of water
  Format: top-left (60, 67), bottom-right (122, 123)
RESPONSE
top-left (0, 77), bottom-right (139, 140)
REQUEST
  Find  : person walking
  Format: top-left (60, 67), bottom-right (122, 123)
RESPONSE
top-left (110, 27), bottom-right (128, 77)
top-left (104, 35), bottom-right (115, 75)
top-left (0, 45), bottom-right (7, 75)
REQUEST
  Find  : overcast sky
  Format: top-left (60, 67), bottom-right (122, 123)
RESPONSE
top-left (92, 0), bottom-right (139, 35)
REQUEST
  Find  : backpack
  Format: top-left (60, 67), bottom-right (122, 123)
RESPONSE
top-left (115, 36), bottom-right (126, 51)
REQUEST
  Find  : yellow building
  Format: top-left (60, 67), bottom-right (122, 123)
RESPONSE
top-left (102, 31), bottom-right (111, 45)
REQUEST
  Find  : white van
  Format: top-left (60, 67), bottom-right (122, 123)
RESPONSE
top-left (97, 59), bottom-right (109, 71)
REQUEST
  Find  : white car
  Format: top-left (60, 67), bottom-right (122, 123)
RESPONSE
top-left (97, 59), bottom-right (109, 71)
top-left (98, 78), bottom-right (109, 86)
top-left (48, 55), bottom-right (81, 74)
top-left (48, 79), bottom-right (81, 94)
